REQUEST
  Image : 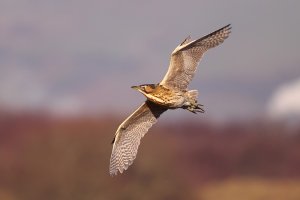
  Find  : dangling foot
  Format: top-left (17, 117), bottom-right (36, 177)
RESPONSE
top-left (193, 103), bottom-right (205, 113)
top-left (186, 103), bottom-right (205, 114)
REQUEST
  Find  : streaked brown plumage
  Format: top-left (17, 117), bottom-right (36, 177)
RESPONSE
top-left (110, 24), bottom-right (231, 176)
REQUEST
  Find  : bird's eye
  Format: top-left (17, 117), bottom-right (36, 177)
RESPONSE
top-left (144, 86), bottom-right (152, 93)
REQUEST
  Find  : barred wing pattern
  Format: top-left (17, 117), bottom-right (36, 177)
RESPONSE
top-left (160, 24), bottom-right (231, 90)
top-left (109, 101), bottom-right (167, 176)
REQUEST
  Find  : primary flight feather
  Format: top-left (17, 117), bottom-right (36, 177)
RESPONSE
top-left (109, 24), bottom-right (231, 176)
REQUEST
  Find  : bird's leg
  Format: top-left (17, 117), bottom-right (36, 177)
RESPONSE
top-left (187, 107), bottom-right (197, 114)
top-left (193, 103), bottom-right (205, 113)
top-left (185, 103), bottom-right (205, 114)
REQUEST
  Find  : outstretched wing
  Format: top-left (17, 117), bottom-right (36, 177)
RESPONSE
top-left (109, 101), bottom-right (167, 176)
top-left (160, 24), bottom-right (231, 90)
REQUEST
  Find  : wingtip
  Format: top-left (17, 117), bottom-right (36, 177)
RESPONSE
top-left (222, 24), bottom-right (232, 36)
top-left (109, 167), bottom-right (122, 176)
top-left (109, 171), bottom-right (118, 177)
top-left (224, 24), bottom-right (232, 30)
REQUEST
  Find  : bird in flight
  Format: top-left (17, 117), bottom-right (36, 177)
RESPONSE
top-left (109, 24), bottom-right (231, 176)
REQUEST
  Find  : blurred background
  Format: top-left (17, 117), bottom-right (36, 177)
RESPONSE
top-left (1, 0), bottom-right (300, 199)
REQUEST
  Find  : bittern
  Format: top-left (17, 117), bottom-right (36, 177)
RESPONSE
top-left (110, 24), bottom-right (231, 176)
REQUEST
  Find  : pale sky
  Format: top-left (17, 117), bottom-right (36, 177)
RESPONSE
top-left (0, 0), bottom-right (300, 121)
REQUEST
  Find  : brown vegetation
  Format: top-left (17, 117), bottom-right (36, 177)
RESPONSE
top-left (0, 112), bottom-right (300, 200)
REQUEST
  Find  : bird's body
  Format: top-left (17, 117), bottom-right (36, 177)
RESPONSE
top-left (109, 24), bottom-right (232, 175)
top-left (132, 84), bottom-right (203, 113)
top-left (132, 84), bottom-right (185, 108)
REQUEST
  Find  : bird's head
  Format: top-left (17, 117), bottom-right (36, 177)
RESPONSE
top-left (131, 84), bottom-right (157, 94)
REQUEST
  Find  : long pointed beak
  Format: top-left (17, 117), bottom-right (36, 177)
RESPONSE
top-left (131, 86), bottom-right (139, 90)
